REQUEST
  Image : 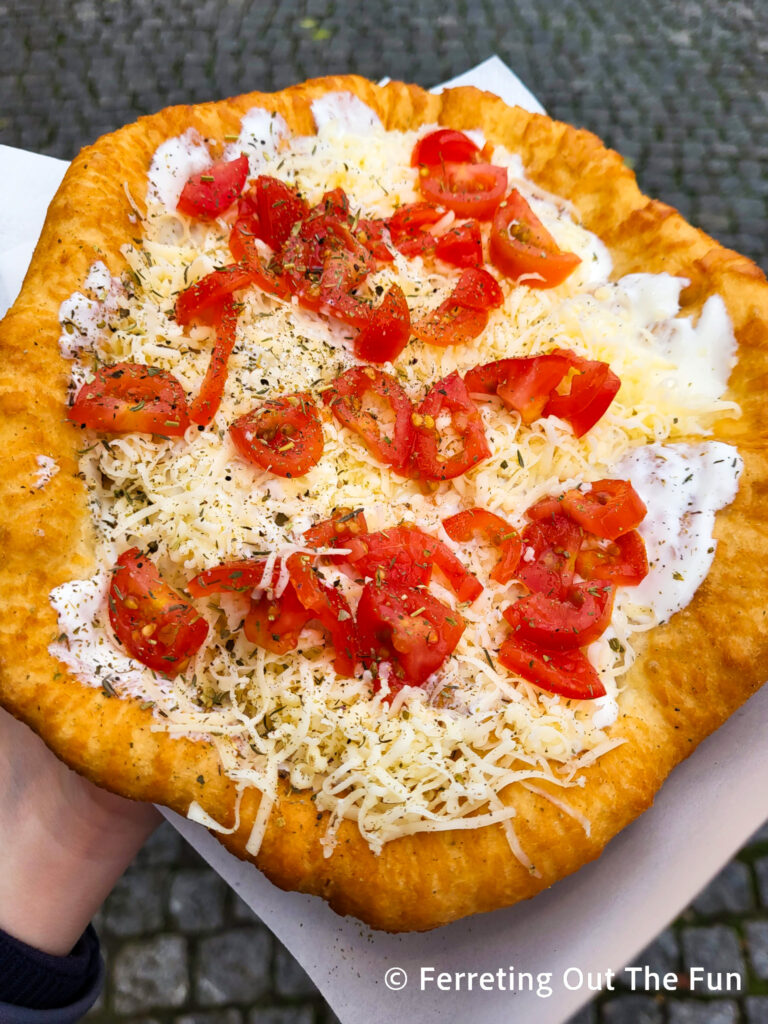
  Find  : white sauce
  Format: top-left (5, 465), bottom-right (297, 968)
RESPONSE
top-left (147, 128), bottom-right (211, 210)
top-left (58, 260), bottom-right (124, 358)
top-left (615, 273), bottom-right (737, 401)
top-left (311, 92), bottom-right (383, 135)
top-left (33, 455), bottom-right (59, 489)
top-left (615, 442), bottom-right (742, 624)
top-left (48, 572), bottom-right (152, 699)
top-left (222, 108), bottom-right (289, 175)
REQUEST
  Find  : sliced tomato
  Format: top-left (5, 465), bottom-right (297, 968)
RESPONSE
top-left (489, 190), bottom-right (581, 288)
top-left (189, 298), bottom-right (239, 427)
top-left (412, 129), bottom-right (481, 168)
top-left (503, 581), bottom-right (615, 651)
top-left (323, 367), bottom-right (415, 475)
top-left (576, 530), bottom-right (649, 586)
top-left (175, 264), bottom-right (252, 326)
top-left (345, 526), bottom-right (482, 604)
top-left (357, 582), bottom-right (465, 691)
top-left (560, 479), bottom-right (647, 541)
top-left (303, 508), bottom-right (368, 550)
top-left (412, 372), bottom-right (491, 480)
top-left (353, 285), bottom-right (411, 363)
top-left (243, 582), bottom-right (313, 655)
top-left (420, 162), bottom-right (507, 220)
top-left (387, 202), bottom-right (445, 258)
top-left (356, 217), bottom-right (395, 262)
top-left (285, 553), bottom-right (357, 675)
top-left (187, 559), bottom-right (277, 598)
top-left (412, 301), bottom-right (488, 348)
top-left (442, 507), bottom-right (522, 585)
top-left (228, 220), bottom-right (292, 300)
top-left (464, 353), bottom-right (572, 424)
top-left (237, 175), bottom-right (307, 250)
top-left (451, 267), bottom-right (504, 310)
top-left (544, 349), bottom-right (621, 437)
top-left (434, 221), bottom-right (482, 268)
top-left (109, 548), bottom-right (208, 677)
top-left (498, 637), bottom-right (605, 700)
top-left (516, 514), bottom-right (583, 598)
top-left (176, 154), bottom-right (249, 220)
top-left (67, 363), bottom-right (190, 438)
top-left (229, 392), bottom-right (324, 478)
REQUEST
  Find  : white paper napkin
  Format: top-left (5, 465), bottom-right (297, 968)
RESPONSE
top-left (2, 57), bottom-right (765, 1024)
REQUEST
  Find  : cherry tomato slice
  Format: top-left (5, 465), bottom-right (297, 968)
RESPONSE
top-left (412, 372), bottom-right (491, 480)
top-left (411, 129), bottom-right (481, 168)
top-left (356, 217), bottom-right (395, 262)
top-left (67, 363), bottom-right (190, 438)
top-left (354, 285), bottom-right (411, 363)
top-left (286, 553), bottom-right (357, 676)
top-left (464, 353), bottom-right (572, 425)
top-left (442, 507), bottom-right (522, 585)
top-left (489, 190), bottom-right (581, 288)
top-left (451, 267), bottom-right (504, 310)
top-left (189, 299), bottom-right (239, 427)
top-left (175, 264), bottom-right (252, 326)
top-left (575, 530), bottom-right (649, 586)
top-left (229, 392), bottom-right (324, 478)
top-left (498, 637), bottom-right (606, 700)
top-left (544, 349), bottom-right (621, 437)
top-left (303, 508), bottom-right (369, 550)
top-left (357, 582), bottom-right (465, 692)
top-left (434, 221), bottom-right (482, 268)
top-left (176, 154), bottom-right (249, 220)
top-left (323, 367), bottom-right (415, 475)
top-left (516, 515), bottom-right (583, 598)
top-left (387, 202), bottom-right (445, 258)
top-left (228, 221), bottom-right (292, 300)
top-left (237, 175), bottom-right (307, 250)
top-left (346, 526), bottom-right (482, 603)
top-left (503, 581), bottom-right (615, 650)
top-left (109, 548), bottom-right (208, 677)
top-left (187, 559), bottom-right (277, 598)
top-left (420, 162), bottom-right (508, 220)
top-left (243, 582), bottom-right (313, 655)
top-left (412, 301), bottom-right (488, 348)
top-left (560, 479), bottom-right (647, 541)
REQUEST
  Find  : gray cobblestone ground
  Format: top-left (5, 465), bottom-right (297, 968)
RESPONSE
top-left (3, 1), bottom-right (767, 1021)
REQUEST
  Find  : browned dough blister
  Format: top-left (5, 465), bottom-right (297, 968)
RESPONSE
top-left (1, 75), bottom-right (767, 932)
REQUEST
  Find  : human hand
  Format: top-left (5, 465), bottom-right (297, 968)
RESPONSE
top-left (0, 706), bottom-right (160, 955)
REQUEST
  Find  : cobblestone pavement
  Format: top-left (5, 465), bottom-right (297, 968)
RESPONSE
top-left (2, 1), bottom-right (767, 1021)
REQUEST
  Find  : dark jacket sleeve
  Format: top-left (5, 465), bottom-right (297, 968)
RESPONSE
top-left (0, 924), bottom-right (104, 1024)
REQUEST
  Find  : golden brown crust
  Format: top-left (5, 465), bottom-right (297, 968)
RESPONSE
top-left (2, 75), bottom-right (768, 932)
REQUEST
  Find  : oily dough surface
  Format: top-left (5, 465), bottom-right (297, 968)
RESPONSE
top-left (1, 75), bottom-right (768, 932)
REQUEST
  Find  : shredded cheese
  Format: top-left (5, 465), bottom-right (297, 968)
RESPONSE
top-left (51, 99), bottom-right (741, 862)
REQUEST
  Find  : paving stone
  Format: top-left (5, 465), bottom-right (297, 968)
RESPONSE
top-left (621, 927), bottom-right (679, 985)
top-left (248, 1008), bottom-right (316, 1024)
top-left (231, 892), bottom-right (261, 924)
top-left (668, 1002), bottom-right (739, 1024)
top-left (196, 927), bottom-right (273, 1006)
top-left (754, 856), bottom-right (768, 907)
top-left (113, 935), bottom-right (190, 1014)
top-left (169, 868), bottom-right (227, 933)
top-left (176, 1012), bottom-right (243, 1024)
top-left (746, 996), bottom-right (768, 1024)
top-left (745, 920), bottom-right (768, 980)
top-left (602, 995), bottom-right (663, 1024)
top-left (274, 941), bottom-right (320, 998)
top-left (134, 821), bottom-right (184, 866)
top-left (680, 926), bottom-right (746, 993)
top-left (101, 867), bottom-right (167, 937)
top-left (691, 861), bottom-right (755, 916)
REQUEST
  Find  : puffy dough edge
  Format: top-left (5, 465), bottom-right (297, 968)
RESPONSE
top-left (1, 74), bottom-right (768, 932)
